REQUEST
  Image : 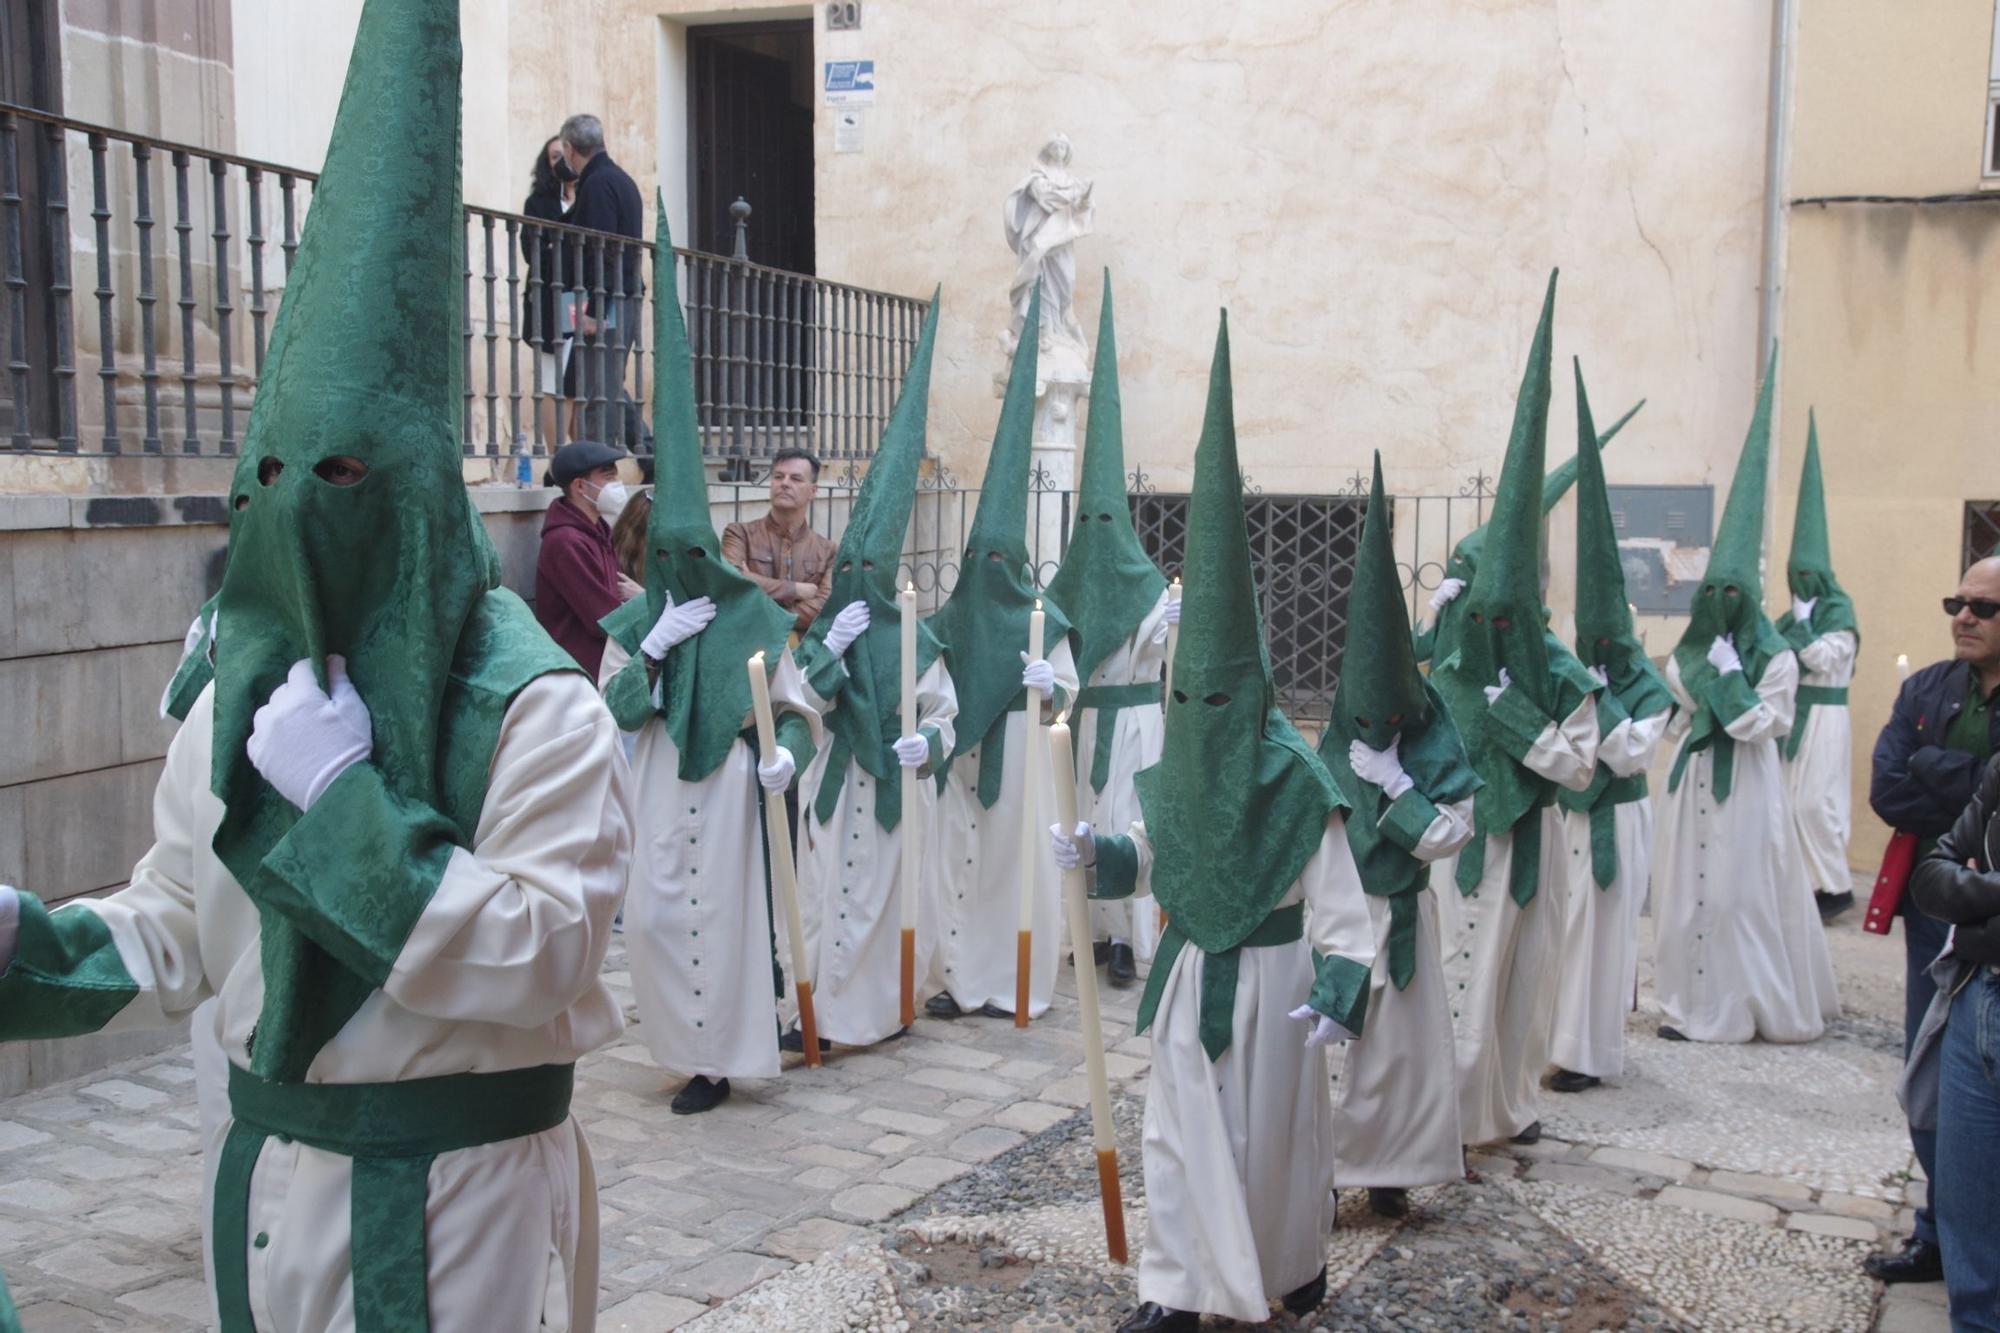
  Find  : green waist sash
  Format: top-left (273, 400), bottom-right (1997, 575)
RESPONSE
top-left (215, 1061), bottom-right (576, 1333)
top-left (1074, 681), bottom-right (1163, 792)
top-left (1136, 901), bottom-right (1304, 1061)
top-left (1784, 684), bottom-right (1849, 762)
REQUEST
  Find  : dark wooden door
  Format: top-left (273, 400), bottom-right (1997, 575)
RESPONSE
top-left (0, 0), bottom-right (62, 443)
top-left (688, 24), bottom-right (814, 275)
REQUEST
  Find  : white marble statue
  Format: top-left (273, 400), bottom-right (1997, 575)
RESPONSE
top-left (1003, 134), bottom-right (1095, 379)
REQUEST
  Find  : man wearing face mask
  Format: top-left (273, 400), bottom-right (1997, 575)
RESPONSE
top-left (1653, 351), bottom-right (1840, 1045)
top-left (535, 437), bottom-right (640, 678)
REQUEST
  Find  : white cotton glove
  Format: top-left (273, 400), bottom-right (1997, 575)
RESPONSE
top-left (1707, 634), bottom-right (1743, 675)
top-left (1482, 666), bottom-right (1512, 704)
top-left (822, 601), bottom-right (871, 658)
top-left (1428, 577), bottom-right (1466, 613)
top-left (641, 593), bottom-right (717, 660)
top-left (246, 657), bottom-right (373, 811)
top-left (1163, 595), bottom-right (1183, 626)
top-left (1049, 820), bottom-right (1095, 871)
top-left (757, 747), bottom-right (797, 793)
top-left (1288, 1004), bottom-right (1356, 1049)
top-left (1348, 737), bottom-right (1414, 800)
top-left (1791, 596), bottom-right (1817, 626)
top-left (1799, 637), bottom-right (1836, 674)
top-left (1020, 653), bottom-right (1056, 695)
top-left (1590, 663), bottom-right (1610, 688)
top-left (893, 734), bottom-right (931, 769)
top-left (0, 886), bottom-right (19, 974)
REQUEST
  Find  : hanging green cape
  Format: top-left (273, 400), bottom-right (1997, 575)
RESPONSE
top-left (795, 294), bottom-right (946, 831)
top-left (206, 0), bottom-right (577, 1084)
top-left (925, 283), bottom-right (1072, 806)
top-left (162, 592), bottom-right (220, 723)
top-left (601, 204), bottom-right (794, 780)
top-left (1043, 272), bottom-right (1167, 685)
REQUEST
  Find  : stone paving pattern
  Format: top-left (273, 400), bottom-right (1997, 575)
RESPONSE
top-left (0, 871), bottom-right (1955, 1330)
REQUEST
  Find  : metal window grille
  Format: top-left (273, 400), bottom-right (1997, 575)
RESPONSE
top-left (1964, 501), bottom-right (2000, 568)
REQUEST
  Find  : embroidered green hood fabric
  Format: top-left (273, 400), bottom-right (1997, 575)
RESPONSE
top-left (205, 0), bottom-right (573, 1083)
top-left (1043, 273), bottom-right (1166, 685)
top-left (162, 592), bottom-right (220, 723)
top-left (1776, 412), bottom-right (1859, 650)
top-left (602, 205), bottom-right (794, 781)
top-left (1132, 314), bottom-right (1345, 954)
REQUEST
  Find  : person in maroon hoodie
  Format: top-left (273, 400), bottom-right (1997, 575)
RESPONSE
top-left (535, 438), bottom-right (639, 678)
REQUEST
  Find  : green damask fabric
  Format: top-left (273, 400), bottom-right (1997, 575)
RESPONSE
top-left (162, 593), bottom-right (220, 723)
top-left (0, 893), bottom-right (140, 1039)
top-left (601, 204), bottom-right (794, 783)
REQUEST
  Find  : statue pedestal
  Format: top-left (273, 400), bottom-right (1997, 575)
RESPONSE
top-left (1027, 372), bottom-right (1088, 586)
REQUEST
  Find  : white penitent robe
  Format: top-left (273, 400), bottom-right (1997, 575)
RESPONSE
top-left (11, 678), bottom-right (632, 1333)
top-left (1785, 629), bottom-right (1857, 896)
top-left (1077, 592), bottom-right (1170, 960)
top-left (931, 639), bottom-right (1080, 1017)
top-left (1330, 793), bottom-right (1476, 1189)
top-left (602, 638), bottom-right (821, 1080)
top-left (1653, 651), bottom-right (1841, 1043)
top-left (796, 657), bottom-right (959, 1046)
top-left (1549, 710), bottom-right (1671, 1080)
top-left (1434, 694), bottom-right (1600, 1147)
top-left (1110, 820), bottom-right (1376, 1324)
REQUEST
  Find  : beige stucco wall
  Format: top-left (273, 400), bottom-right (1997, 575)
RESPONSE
top-left (1780, 0), bottom-right (2000, 868)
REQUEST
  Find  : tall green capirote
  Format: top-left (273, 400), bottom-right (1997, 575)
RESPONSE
top-left (201, 0), bottom-right (584, 1328)
top-left (601, 201), bottom-right (795, 779)
top-left (795, 293), bottom-right (946, 830)
top-left (925, 282), bottom-right (1072, 806)
top-left (1042, 272), bottom-right (1168, 792)
top-left (1318, 453), bottom-right (1481, 989)
top-left (1669, 346), bottom-right (1791, 802)
top-left (1774, 411), bottom-right (1859, 760)
top-left (1122, 313), bottom-right (1361, 1060)
top-left (1557, 359), bottom-right (1675, 887)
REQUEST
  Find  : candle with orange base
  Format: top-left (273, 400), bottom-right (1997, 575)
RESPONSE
top-left (1016, 599), bottom-right (1046, 1027)
top-left (748, 651), bottom-right (821, 1067)
top-left (898, 582), bottom-right (921, 1028)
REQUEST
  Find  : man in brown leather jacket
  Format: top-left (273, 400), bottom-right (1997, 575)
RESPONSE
top-left (721, 447), bottom-right (836, 635)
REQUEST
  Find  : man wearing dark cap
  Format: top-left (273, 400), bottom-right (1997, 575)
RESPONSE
top-left (536, 438), bottom-right (638, 678)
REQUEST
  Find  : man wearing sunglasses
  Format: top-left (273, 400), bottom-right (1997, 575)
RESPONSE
top-left (1863, 555), bottom-right (2000, 1286)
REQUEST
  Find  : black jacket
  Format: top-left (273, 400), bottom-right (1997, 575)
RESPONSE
top-left (520, 189), bottom-right (577, 351)
top-left (1869, 658), bottom-right (2000, 840)
top-left (568, 152), bottom-right (644, 313)
top-left (1910, 753), bottom-right (2000, 964)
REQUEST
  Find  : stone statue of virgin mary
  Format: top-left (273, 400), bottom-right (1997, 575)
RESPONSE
top-left (1002, 134), bottom-right (1095, 381)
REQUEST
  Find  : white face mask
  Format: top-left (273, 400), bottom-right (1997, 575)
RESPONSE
top-left (592, 479), bottom-right (630, 521)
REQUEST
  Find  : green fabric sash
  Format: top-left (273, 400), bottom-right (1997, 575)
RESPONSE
top-left (1555, 680), bottom-right (1671, 887)
top-left (1136, 901), bottom-right (1303, 1061)
top-left (0, 895), bottom-right (141, 1040)
top-left (1074, 681), bottom-right (1162, 793)
top-left (1783, 683), bottom-right (1850, 762)
top-left (214, 1061), bottom-right (575, 1333)
top-left (1455, 811), bottom-right (1545, 908)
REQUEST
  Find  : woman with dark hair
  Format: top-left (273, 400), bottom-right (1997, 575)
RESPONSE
top-left (522, 135), bottom-right (578, 448)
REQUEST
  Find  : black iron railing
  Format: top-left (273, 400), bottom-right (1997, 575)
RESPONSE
top-left (0, 102), bottom-right (927, 464)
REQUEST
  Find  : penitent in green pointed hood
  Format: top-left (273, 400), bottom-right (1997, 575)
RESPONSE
top-left (1776, 412), bottom-right (1858, 648)
top-left (207, 0), bottom-right (577, 1081)
top-left (602, 201), bottom-right (794, 782)
top-left (1043, 272), bottom-right (1166, 684)
top-left (1133, 313), bottom-right (1343, 959)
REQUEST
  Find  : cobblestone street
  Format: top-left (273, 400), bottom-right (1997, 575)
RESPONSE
top-left (0, 875), bottom-right (1951, 1331)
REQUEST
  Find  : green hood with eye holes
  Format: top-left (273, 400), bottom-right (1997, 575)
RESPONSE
top-left (207, 0), bottom-right (579, 1082)
top-left (601, 202), bottom-right (795, 782)
top-left (1775, 412), bottom-right (1859, 650)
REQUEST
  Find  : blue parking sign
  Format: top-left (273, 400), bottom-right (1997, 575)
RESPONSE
top-left (823, 60), bottom-right (876, 106)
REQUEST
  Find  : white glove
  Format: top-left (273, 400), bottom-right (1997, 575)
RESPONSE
top-left (822, 601), bottom-right (871, 658)
top-left (1482, 667), bottom-right (1512, 705)
top-left (0, 886), bottom-right (18, 974)
top-left (1707, 635), bottom-right (1742, 674)
top-left (1590, 663), bottom-right (1610, 687)
top-left (893, 733), bottom-right (931, 769)
top-left (1348, 737), bottom-right (1413, 800)
top-left (247, 657), bottom-right (373, 811)
top-left (1020, 653), bottom-right (1056, 696)
top-left (641, 593), bottom-right (717, 660)
top-left (1288, 1003), bottom-right (1356, 1048)
top-left (1428, 577), bottom-right (1466, 613)
top-left (1791, 596), bottom-right (1817, 626)
top-left (1163, 596), bottom-right (1183, 626)
top-left (1049, 820), bottom-right (1095, 871)
top-left (757, 747), bottom-right (797, 793)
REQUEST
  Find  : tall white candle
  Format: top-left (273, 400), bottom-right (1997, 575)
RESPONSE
top-left (898, 583), bottom-right (921, 1026)
top-left (1015, 599), bottom-right (1047, 1026)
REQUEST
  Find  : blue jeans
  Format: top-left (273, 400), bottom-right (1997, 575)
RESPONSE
top-left (1937, 969), bottom-right (2000, 1331)
top-left (1907, 901), bottom-right (1954, 1246)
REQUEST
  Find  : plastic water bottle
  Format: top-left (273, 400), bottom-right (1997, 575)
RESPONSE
top-left (513, 434), bottom-right (534, 489)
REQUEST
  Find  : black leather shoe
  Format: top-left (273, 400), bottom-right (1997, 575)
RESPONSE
top-left (1657, 1024), bottom-right (1689, 1042)
top-left (925, 992), bottom-right (965, 1020)
top-left (1510, 1120), bottom-right (1543, 1145)
top-left (1863, 1237), bottom-right (1944, 1284)
top-left (1817, 890), bottom-right (1856, 922)
top-left (977, 1001), bottom-right (1014, 1019)
top-left (1368, 1187), bottom-right (1409, 1219)
top-left (670, 1075), bottom-right (730, 1115)
top-left (1107, 943), bottom-right (1138, 988)
top-left (1093, 939), bottom-right (1113, 966)
top-left (778, 1027), bottom-right (831, 1055)
top-left (1114, 1302), bottom-right (1197, 1332)
top-left (1281, 1265), bottom-right (1328, 1316)
top-left (1550, 1069), bottom-right (1600, 1093)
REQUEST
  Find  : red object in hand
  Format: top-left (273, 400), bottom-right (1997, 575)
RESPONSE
top-left (1864, 831), bottom-right (1920, 935)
